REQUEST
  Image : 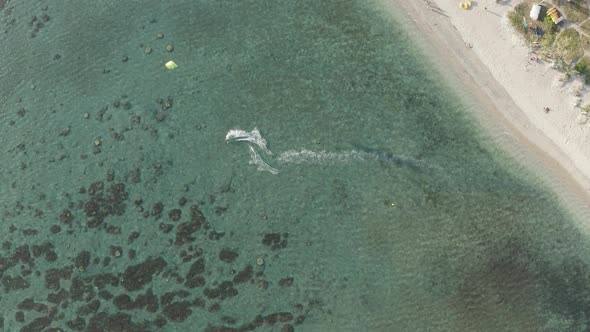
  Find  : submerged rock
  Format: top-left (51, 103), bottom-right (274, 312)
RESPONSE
top-left (121, 257), bottom-right (167, 291)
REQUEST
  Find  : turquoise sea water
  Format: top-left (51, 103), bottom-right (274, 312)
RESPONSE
top-left (2, 0), bottom-right (590, 331)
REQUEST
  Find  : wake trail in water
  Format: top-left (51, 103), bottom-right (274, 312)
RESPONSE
top-left (277, 149), bottom-right (435, 170)
top-left (277, 150), bottom-right (366, 165)
top-left (248, 145), bottom-right (279, 175)
top-left (225, 127), bottom-right (436, 175)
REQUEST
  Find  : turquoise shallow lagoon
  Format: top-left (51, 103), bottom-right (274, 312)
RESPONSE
top-left (1, 0), bottom-right (590, 331)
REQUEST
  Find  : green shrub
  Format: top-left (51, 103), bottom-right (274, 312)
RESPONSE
top-left (508, 8), bottom-right (528, 36)
top-left (574, 56), bottom-right (590, 83)
top-left (581, 35), bottom-right (590, 52)
top-left (554, 28), bottom-right (584, 63)
top-left (543, 15), bottom-right (558, 33)
top-left (539, 31), bottom-right (557, 50)
top-left (508, 3), bottom-right (536, 39)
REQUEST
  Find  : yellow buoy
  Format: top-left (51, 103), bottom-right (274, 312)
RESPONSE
top-left (165, 60), bottom-right (178, 70)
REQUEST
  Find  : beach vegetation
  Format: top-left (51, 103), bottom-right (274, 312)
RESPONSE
top-left (574, 56), bottom-right (590, 83)
top-left (543, 15), bottom-right (558, 34)
top-left (581, 34), bottom-right (590, 52)
top-left (508, 2), bottom-right (559, 49)
top-left (561, 0), bottom-right (590, 24)
top-left (509, 1), bottom-right (590, 82)
top-left (553, 28), bottom-right (584, 63)
top-left (539, 31), bottom-right (557, 50)
top-left (552, 58), bottom-right (580, 78)
top-left (581, 19), bottom-right (590, 33)
top-left (582, 104), bottom-right (590, 112)
top-left (508, 3), bottom-right (533, 39)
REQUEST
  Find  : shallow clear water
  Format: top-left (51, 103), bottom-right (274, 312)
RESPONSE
top-left (1, 0), bottom-right (590, 331)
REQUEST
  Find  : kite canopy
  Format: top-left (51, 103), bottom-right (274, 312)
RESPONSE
top-left (165, 61), bottom-right (178, 70)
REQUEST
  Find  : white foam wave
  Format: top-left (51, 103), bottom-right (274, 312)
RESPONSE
top-left (225, 128), bottom-right (272, 154)
top-left (248, 146), bottom-right (279, 175)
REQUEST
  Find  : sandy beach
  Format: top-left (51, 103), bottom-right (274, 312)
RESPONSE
top-left (381, 0), bottom-right (590, 220)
